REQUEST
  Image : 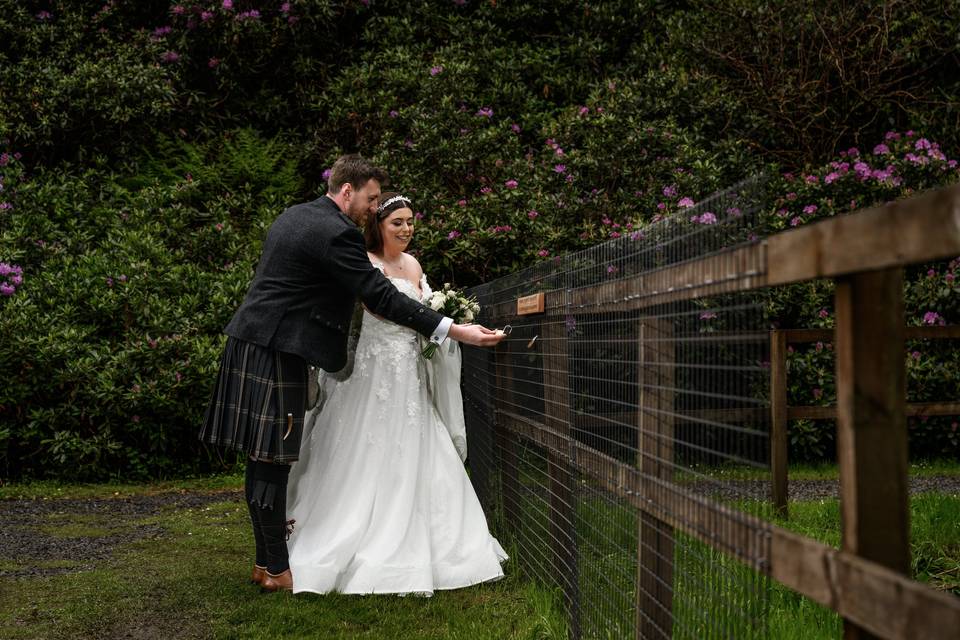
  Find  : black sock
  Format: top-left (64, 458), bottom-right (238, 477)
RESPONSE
top-left (251, 461), bottom-right (292, 575)
top-left (245, 459), bottom-right (267, 568)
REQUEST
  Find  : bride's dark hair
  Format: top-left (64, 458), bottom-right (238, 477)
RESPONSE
top-left (365, 191), bottom-right (413, 252)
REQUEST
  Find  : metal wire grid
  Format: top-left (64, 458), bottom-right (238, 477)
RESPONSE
top-left (462, 178), bottom-right (774, 639)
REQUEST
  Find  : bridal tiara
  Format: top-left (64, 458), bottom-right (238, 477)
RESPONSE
top-left (377, 195), bottom-right (412, 218)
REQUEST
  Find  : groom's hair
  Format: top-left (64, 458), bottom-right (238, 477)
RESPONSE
top-left (327, 154), bottom-right (389, 194)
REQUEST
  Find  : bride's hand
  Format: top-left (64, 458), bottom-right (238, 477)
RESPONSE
top-left (448, 323), bottom-right (505, 347)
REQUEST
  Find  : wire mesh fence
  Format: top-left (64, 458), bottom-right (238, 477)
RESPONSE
top-left (462, 180), bottom-right (960, 639)
top-left (463, 178), bottom-right (774, 639)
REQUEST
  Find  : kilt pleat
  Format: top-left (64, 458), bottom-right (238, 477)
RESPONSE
top-left (200, 337), bottom-right (307, 463)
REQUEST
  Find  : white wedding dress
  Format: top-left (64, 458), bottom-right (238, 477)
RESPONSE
top-left (286, 269), bottom-right (507, 595)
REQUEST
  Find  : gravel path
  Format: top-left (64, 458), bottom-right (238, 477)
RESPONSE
top-left (0, 490), bottom-right (242, 578)
top-left (687, 475), bottom-right (960, 503)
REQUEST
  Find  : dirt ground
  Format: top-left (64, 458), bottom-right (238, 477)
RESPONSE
top-left (0, 490), bottom-right (242, 578)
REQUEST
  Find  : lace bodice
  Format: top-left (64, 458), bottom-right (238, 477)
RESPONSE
top-left (351, 265), bottom-right (433, 389)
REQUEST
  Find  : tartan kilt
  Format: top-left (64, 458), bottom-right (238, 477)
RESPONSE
top-left (199, 336), bottom-right (308, 464)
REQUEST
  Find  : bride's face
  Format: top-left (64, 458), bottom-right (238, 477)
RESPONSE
top-left (380, 207), bottom-right (415, 251)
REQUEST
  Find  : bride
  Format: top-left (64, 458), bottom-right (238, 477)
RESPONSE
top-left (285, 192), bottom-right (507, 595)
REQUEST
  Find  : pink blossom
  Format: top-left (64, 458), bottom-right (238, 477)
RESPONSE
top-left (696, 212), bottom-right (717, 225)
top-left (726, 207), bottom-right (742, 217)
top-left (553, 164), bottom-right (566, 174)
top-left (606, 265), bottom-right (618, 274)
top-left (447, 230), bottom-right (461, 240)
top-left (824, 172), bottom-right (840, 184)
top-left (201, 11), bottom-right (214, 21)
top-left (700, 311), bottom-right (717, 320)
top-left (528, 210), bottom-right (539, 219)
top-left (132, 415), bottom-right (141, 423)
top-left (818, 308), bottom-right (829, 319)
top-left (885, 131), bottom-right (901, 141)
top-left (578, 106), bottom-right (589, 116)
top-left (504, 179), bottom-right (518, 189)
top-left (662, 185), bottom-right (678, 198)
top-left (208, 57), bottom-right (220, 68)
top-left (610, 231), bottom-right (621, 238)
top-left (537, 249), bottom-right (550, 257)
top-left (430, 65), bottom-right (444, 76)
top-left (657, 202), bottom-right (666, 210)
top-left (281, 2), bottom-right (291, 13)
top-left (0, 283), bottom-right (13, 296)
top-left (221, 0), bottom-right (233, 9)
top-left (813, 388), bottom-right (823, 400)
top-left (816, 342), bottom-right (824, 352)
top-left (677, 197), bottom-right (695, 208)
top-left (160, 51), bottom-right (180, 63)
top-left (915, 138), bottom-right (932, 151)
top-left (804, 175), bottom-right (819, 184)
top-left (946, 273), bottom-right (955, 283)
top-left (511, 124), bottom-right (521, 133)
top-left (790, 217), bottom-right (802, 227)
top-left (457, 199), bottom-right (467, 207)
top-left (873, 143), bottom-right (890, 155)
top-left (922, 311), bottom-right (945, 326)
top-left (846, 147), bottom-right (860, 157)
top-left (475, 107), bottom-right (493, 118)
top-left (785, 192), bottom-right (797, 201)
top-left (803, 204), bottom-right (818, 215)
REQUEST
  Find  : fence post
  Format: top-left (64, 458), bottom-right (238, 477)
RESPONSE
top-left (834, 268), bottom-right (909, 640)
top-left (494, 337), bottom-right (520, 537)
top-left (636, 318), bottom-right (676, 640)
top-left (770, 330), bottom-right (789, 518)
top-left (542, 316), bottom-right (581, 639)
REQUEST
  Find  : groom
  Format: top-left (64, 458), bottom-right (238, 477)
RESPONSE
top-left (199, 153), bottom-right (503, 592)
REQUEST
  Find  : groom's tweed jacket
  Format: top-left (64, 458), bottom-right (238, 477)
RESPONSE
top-left (224, 195), bottom-right (443, 372)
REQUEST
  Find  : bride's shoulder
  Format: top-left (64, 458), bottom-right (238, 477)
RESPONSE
top-left (366, 251), bottom-right (384, 269)
top-left (402, 253), bottom-right (423, 279)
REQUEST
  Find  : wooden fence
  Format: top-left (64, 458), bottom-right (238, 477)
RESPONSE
top-left (467, 183), bottom-right (960, 639)
top-left (770, 325), bottom-right (960, 516)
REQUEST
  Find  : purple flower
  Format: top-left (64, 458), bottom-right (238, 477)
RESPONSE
top-left (160, 51), bottom-right (180, 63)
top-left (677, 197), bottom-right (694, 208)
top-left (511, 124), bottom-right (521, 133)
top-left (553, 164), bottom-right (566, 174)
top-left (457, 199), bottom-right (467, 207)
top-left (790, 217), bottom-right (802, 227)
top-left (818, 308), bottom-right (829, 319)
top-left (152, 26), bottom-right (172, 38)
top-left (237, 10), bottom-right (261, 20)
top-left (414, 212), bottom-right (424, 220)
top-left (873, 143), bottom-right (890, 155)
top-left (915, 138), bottom-right (932, 151)
top-left (106, 277), bottom-right (114, 287)
top-left (696, 212), bottom-right (717, 225)
top-left (910, 350), bottom-right (921, 360)
top-left (537, 249), bottom-right (549, 257)
top-left (662, 185), bottom-right (678, 198)
top-left (824, 172), bottom-right (840, 184)
top-left (389, 110), bottom-right (399, 118)
top-left (475, 107), bottom-right (494, 118)
top-left (606, 265), bottom-right (618, 275)
top-left (528, 210), bottom-right (539, 219)
top-left (172, 5), bottom-right (186, 16)
top-left (0, 203), bottom-right (11, 211)
top-left (504, 179), bottom-right (518, 189)
top-left (430, 65), bottom-right (444, 76)
top-left (201, 10), bottom-right (214, 21)
top-left (578, 106), bottom-right (589, 116)
top-left (208, 57), bottom-right (220, 68)
top-left (846, 147), bottom-right (860, 157)
top-left (700, 311), bottom-right (717, 320)
top-left (885, 131), bottom-right (901, 141)
top-left (322, 168), bottom-right (332, 181)
top-left (922, 311), bottom-right (945, 326)
top-left (281, 2), bottom-right (291, 13)
top-left (946, 273), bottom-right (956, 283)
top-left (222, 0), bottom-right (233, 9)
top-left (726, 207), bottom-right (742, 217)
top-left (118, 274), bottom-right (127, 283)
top-left (804, 175), bottom-right (819, 184)
top-left (0, 283), bottom-right (13, 296)
top-left (447, 230), bottom-right (462, 240)
top-left (812, 388), bottom-right (823, 400)
top-left (36, 10), bottom-right (52, 20)
top-left (480, 186), bottom-right (492, 195)
top-left (803, 204), bottom-right (818, 215)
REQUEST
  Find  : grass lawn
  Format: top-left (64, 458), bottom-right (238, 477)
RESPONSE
top-left (0, 476), bottom-right (567, 640)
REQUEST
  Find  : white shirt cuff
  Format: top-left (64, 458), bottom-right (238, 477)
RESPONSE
top-left (430, 317), bottom-right (454, 344)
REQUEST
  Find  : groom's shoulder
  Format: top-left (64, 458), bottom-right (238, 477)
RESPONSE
top-left (276, 197), bottom-right (350, 232)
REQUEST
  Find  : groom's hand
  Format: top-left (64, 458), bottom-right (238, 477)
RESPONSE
top-left (448, 323), bottom-right (506, 347)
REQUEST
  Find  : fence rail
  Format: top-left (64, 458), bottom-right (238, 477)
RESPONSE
top-left (463, 181), bottom-right (960, 639)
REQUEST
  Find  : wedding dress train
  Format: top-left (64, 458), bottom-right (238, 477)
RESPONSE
top-left (286, 272), bottom-right (506, 595)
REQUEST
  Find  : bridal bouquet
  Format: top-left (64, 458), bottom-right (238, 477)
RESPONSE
top-left (422, 284), bottom-right (481, 359)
